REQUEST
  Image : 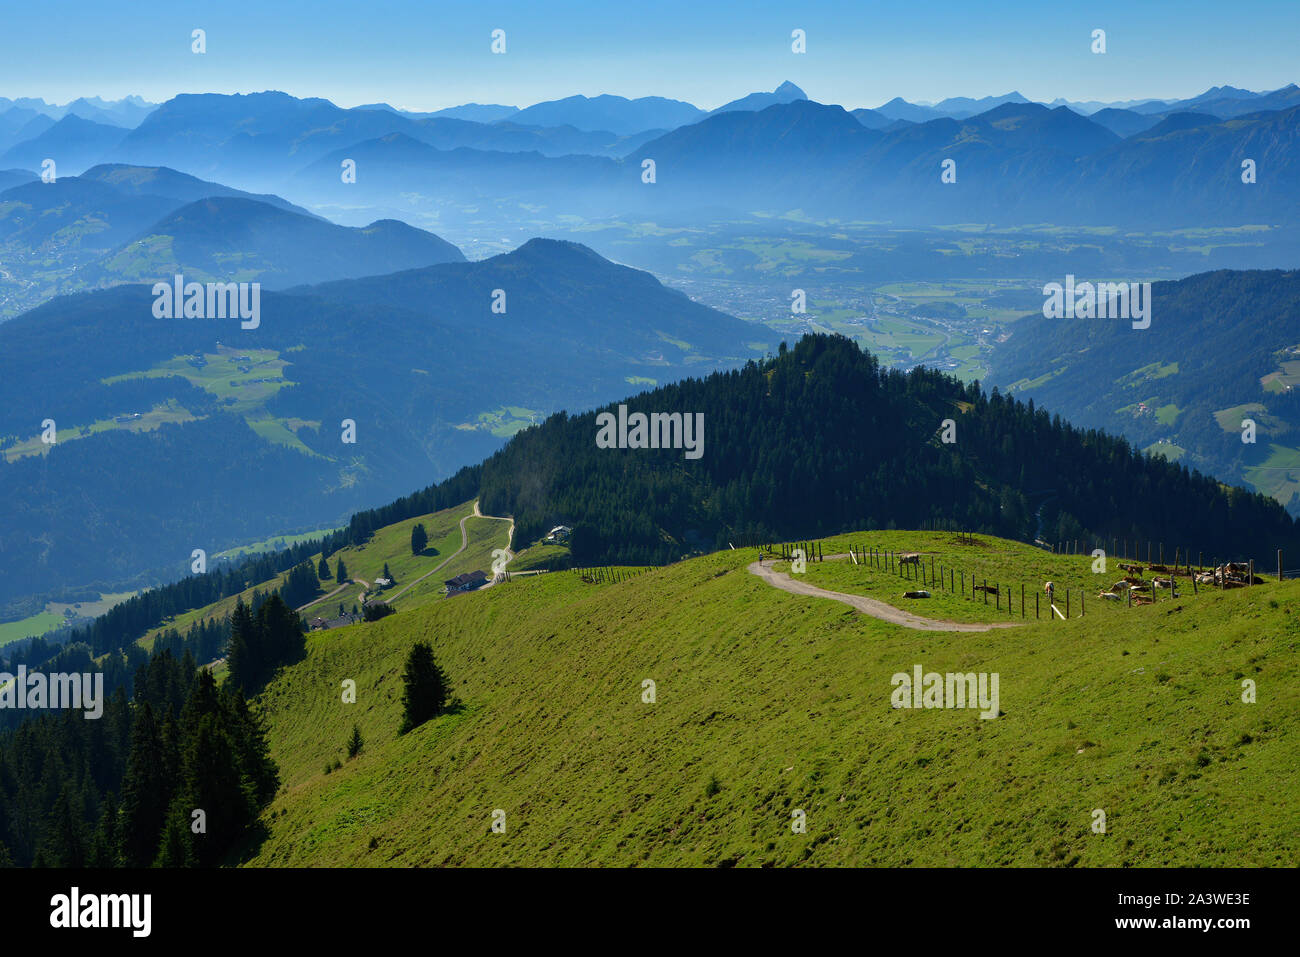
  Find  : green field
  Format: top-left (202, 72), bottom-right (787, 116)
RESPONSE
top-left (215, 527), bottom-right (345, 562)
top-left (460, 407), bottom-right (541, 439)
top-left (2, 401), bottom-right (196, 462)
top-left (237, 529), bottom-right (1297, 867)
top-left (1243, 443), bottom-right (1300, 504)
top-left (0, 611), bottom-right (65, 648)
top-left (102, 347), bottom-right (292, 411)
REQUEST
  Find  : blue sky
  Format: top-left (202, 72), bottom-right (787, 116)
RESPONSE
top-left (2, 0), bottom-right (1296, 111)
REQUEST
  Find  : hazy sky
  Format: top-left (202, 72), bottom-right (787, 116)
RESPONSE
top-left (2, 0), bottom-right (1296, 111)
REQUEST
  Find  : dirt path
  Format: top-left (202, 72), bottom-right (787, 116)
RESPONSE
top-left (473, 501), bottom-right (515, 587)
top-left (746, 558), bottom-right (1019, 633)
top-left (299, 577), bottom-right (370, 614)
top-left (297, 580), bottom-right (351, 612)
top-left (385, 517), bottom-right (471, 604)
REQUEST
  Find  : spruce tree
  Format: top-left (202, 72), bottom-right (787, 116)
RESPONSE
top-left (119, 702), bottom-right (168, 867)
top-left (347, 725), bottom-right (363, 759)
top-left (318, 556), bottom-right (332, 580)
top-left (226, 599), bottom-right (257, 691)
top-left (336, 557), bottom-right (348, 582)
top-left (411, 523), bottom-right (428, 555)
top-left (399, 642), bottom-right (447, 733)
top-left (39, 789), bottom-right (86, 868)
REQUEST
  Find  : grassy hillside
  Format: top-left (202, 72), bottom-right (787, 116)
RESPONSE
top-left (241, 530), bottom-right (1298, 867)
top-left (136, 501), bottom-right (484, 652)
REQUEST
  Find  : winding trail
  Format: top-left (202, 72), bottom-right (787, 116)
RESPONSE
top-left (473, 501), bottom-right (515, 588)
top-left (298, 502), bottom-right (519, 613)
top-left (384, 516), bottom-right (472, 604)
top-left (747, 557), bottom-right (1020, 633)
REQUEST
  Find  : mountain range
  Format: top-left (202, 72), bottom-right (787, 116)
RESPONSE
top-left (2, 82), bottom-right (1297, 229)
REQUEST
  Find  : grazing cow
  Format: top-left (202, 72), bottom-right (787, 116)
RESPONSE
top-left (973, 584), bottom-right (998, 595)
top-left (1153, 577), bottom-right (1173, 589)
top-left (898, 553), bottom-right (922, 566)
top-left (1118, 563), bottom-right (1144, 575)
top-left (1044, 581), bottom-right (1055, 598)
top-left (902, 590), bottom-right (930, 599)
top-left (1099, 590), bottom-right (1123, 601)
top-left (1148, 564), bottom-right (1171, 574)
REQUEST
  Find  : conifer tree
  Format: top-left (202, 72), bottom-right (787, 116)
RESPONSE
top-left (226, 599), bottom-right (257, 692)
top-left (399, 642), bottom-right (447, 733)
top-left (119, 702), bottom-right (168, 867)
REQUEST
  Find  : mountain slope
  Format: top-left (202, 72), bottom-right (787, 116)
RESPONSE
top-left (0, 239), bottom-right (764, 606)
top-left (88, 196), bottom-right (465, 289)
top-left (244, 530), bottom-right (1298, 866)
top-left (989, 269), bottom-right (1300, 509)
top-left (0, 114), bottom-right (126, 173)
top-left (81, 164), bottom-right (315, 215)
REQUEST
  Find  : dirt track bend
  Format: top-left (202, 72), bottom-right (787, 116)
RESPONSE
top-left (747, 556), bottom-right (1020, 633)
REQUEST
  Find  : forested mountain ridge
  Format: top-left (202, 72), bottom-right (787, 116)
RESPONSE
top-left (356, 334), bottom-right (1300, 567)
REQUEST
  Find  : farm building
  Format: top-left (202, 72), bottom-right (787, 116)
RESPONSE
top-left (444, 570), bottom-right (489, 595)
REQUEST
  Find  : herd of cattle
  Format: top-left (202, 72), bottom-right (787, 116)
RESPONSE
top-left (836, 546), bottom-right (1269, 611)
top-left (1092, 561), bottom-right (1263, 605)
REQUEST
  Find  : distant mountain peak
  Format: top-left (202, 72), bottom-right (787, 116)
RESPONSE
top-left (774, 81), bottom-right (807, 98)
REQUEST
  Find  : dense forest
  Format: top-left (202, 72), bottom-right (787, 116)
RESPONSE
top-left (0, 647), bottom-right (277, 867)
top-left (457, 334), bottom-right (1296, 564)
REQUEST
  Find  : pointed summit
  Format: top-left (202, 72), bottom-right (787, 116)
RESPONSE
top-left (710, 81), bottom-right (808, 115)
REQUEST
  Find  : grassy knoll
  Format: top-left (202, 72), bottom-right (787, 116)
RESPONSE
top-left (241, 531), bottom-right (1298, 868)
